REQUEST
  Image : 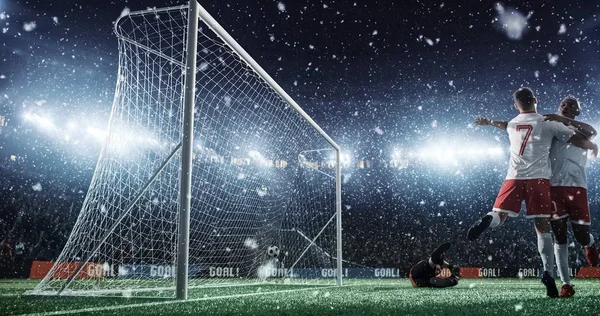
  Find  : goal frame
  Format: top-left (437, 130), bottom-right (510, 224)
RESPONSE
top-left (177, 1), bottom-right (342, 299)
top-left (30, 1), bottom-right (342, 300)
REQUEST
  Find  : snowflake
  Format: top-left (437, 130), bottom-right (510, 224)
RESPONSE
top-left (493, 3), bottom-right (532, 40)
top-left (23, 21), bottom-right (37, 32)
top-left (558, 24), bottom-right (566, 34)
top-left (32, 183), bottom-right (43, 191)
top-left (277, 2), bottom-right (286, 12)
top-left (547, 53), bottom-right (559, 66)
top-left (244, 238), bottom-right (258, 249)
top-left (515, 303), bottom-right (523, 311)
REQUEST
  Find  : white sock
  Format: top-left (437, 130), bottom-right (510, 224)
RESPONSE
top-left (487, 211), bottom-right (501, 228)
top-left (554, 243), bottom-right (570, 285)
top-left (538, 232), bottom-right (555, 276)
top-left (586, 233), bottom-right (595, 247)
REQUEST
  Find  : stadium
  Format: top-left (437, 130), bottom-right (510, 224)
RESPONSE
top-left (1, 0), bottom-right (600, 315)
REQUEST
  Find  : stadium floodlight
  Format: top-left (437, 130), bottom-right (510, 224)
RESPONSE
top-left (487, 146), bottom-right (504, 157)
top-left (67, 121), bottom-right (78, 130)
top-left (411, 140), bottom-right (506, 164)
top-left (248, 150), bottom-right (270, 166)
top-left (24, 113), bottom-right (55, 130)
top-left (86, 127), bottom-right (107, 142)
top-left (338, 151), bottom-right (352, 168)
top-left (28, 1), bottom-right (342, 300)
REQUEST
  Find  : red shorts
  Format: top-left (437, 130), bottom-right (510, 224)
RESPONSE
top-left (550, 187), bottom-right (591, 225)
top-left (493, 179), bottom-right (552, 218)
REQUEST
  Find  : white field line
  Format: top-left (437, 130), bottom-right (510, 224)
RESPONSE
top-left (0, 293), bottom-right (21, 297)
top-left (27, 282), bottom-right (271, 297)
top-left (458, 280), bottom-right (542, 287)
top-left (25, 281), bottom-right (334, 297)
top-left (17, 285), bottom-right (338, 316)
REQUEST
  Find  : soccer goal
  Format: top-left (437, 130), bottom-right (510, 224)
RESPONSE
top-left (28, 1), bottom-right (341, 299)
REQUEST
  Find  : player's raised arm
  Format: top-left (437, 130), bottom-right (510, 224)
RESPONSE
top-left (473, 117), bottom-right (508, 131)
top-left (543, 114), bottom-right (597, 139)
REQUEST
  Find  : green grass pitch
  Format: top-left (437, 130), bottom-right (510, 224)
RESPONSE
top-left (1, 279), bottom-right (599, 315)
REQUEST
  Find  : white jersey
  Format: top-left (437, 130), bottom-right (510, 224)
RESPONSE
top-left (550, 125), bottom-right (589, 189)
top-left (505, 112), bottom-right (574, 180)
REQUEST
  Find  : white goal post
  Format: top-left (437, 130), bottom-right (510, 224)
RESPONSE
top-left (28, 1), bottom-right (342, 299)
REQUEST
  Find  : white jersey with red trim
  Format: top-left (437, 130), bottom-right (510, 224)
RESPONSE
top-left (549, 125), bottom-right (589, 189)
top-left (505, 112), bottom-right (574, 180)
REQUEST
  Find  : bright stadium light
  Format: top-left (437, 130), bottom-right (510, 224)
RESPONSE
top-left (87, 126), bottom-right (108, 142)
top-left (408, 139), bottom-right (506, 167)
top-left (340, 151), bottom-right (352, 167)
top-left (24, 113), bottom-right (55, 131)
top-left (487, 146), bottom-right (505, 157)
top-left (67, 121), bottom-right (78, 130)
top-left (248, 150), bottom-right (270, 166)
top-left (327, 149), bottom-right (352, 167)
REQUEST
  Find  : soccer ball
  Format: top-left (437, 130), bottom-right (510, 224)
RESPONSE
top-left (266, 245), bottom-right (280, 258)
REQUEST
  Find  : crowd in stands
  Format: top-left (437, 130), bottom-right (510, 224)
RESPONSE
top-left (0, 156), bottom-right (85, 275)
top-left (0, 155), bottom-right (598, 277)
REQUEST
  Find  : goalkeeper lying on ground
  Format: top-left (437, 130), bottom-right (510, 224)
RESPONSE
top-left (409, 242), bottom-right (459, 288)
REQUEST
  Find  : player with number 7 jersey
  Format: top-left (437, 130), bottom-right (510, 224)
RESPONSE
top-left (467, 87), bottom-right (597, 298)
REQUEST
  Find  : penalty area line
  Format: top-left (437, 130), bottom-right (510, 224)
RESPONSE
top-left (17, 285), bottom-right (338, 316)
top-left (464, 282), bottom-right (540, 286)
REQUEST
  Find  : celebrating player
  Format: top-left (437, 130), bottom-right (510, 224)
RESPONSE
top-left (472, 96), bottom-right (599, 297)
top-left (409, 242), bottom-right (459, 288)
top-left (543, 97), bottom-right (599, 297)
top-left (468, 87), bottom-right (597, 298)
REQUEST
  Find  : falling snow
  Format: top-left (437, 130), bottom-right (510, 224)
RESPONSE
top-left (547, 53), bottom-right (559, 66)
top-left (31, 183), bottom-right (42, 191)
top-left (558, 24), bottom-right (566, 34)
top-left (277, 2), bottom-right (286, 12)
top-left (244, 238), bottom-right (258, 249)
top-left (515, 303), bottom-right (523, 311)
top-left (256, 186), bottom-right (268, 197)
top-left (199, 62), bottom-right (209, 71)
top-left (23, 21), bottom-right (37, 32)
top-left (1, 3), bottom-right (599, 305)
top-left (493, 3), bottom-right (531, 40)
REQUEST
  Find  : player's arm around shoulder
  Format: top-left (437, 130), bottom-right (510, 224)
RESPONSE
top-left (549, 119), bottom-right (600, 157)
top-left (543, 120), bottom-right (576, 143)
top-left (543, 114), bottom-right (597, 140)
top-left (473, 117), bottom-right (508, 131)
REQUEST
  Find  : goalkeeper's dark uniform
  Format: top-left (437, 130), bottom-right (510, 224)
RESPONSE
top-left (408, 242), bottom-right (459, 288)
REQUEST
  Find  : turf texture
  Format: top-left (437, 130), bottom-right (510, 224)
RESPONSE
top-left (1, 279), bottom-right (599, 315)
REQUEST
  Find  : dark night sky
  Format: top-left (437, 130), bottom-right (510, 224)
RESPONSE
top-left (1, 0), bottom-right (600, 165)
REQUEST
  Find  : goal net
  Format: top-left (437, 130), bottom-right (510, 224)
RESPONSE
top-left (29, 2), bottom-right (341, 298)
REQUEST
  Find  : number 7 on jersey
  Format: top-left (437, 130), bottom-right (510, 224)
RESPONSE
top-left (516, 125), bottom-right (533, 156)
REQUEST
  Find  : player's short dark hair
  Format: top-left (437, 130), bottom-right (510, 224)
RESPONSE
top-left (513, 87), bottom-right (536, 110)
